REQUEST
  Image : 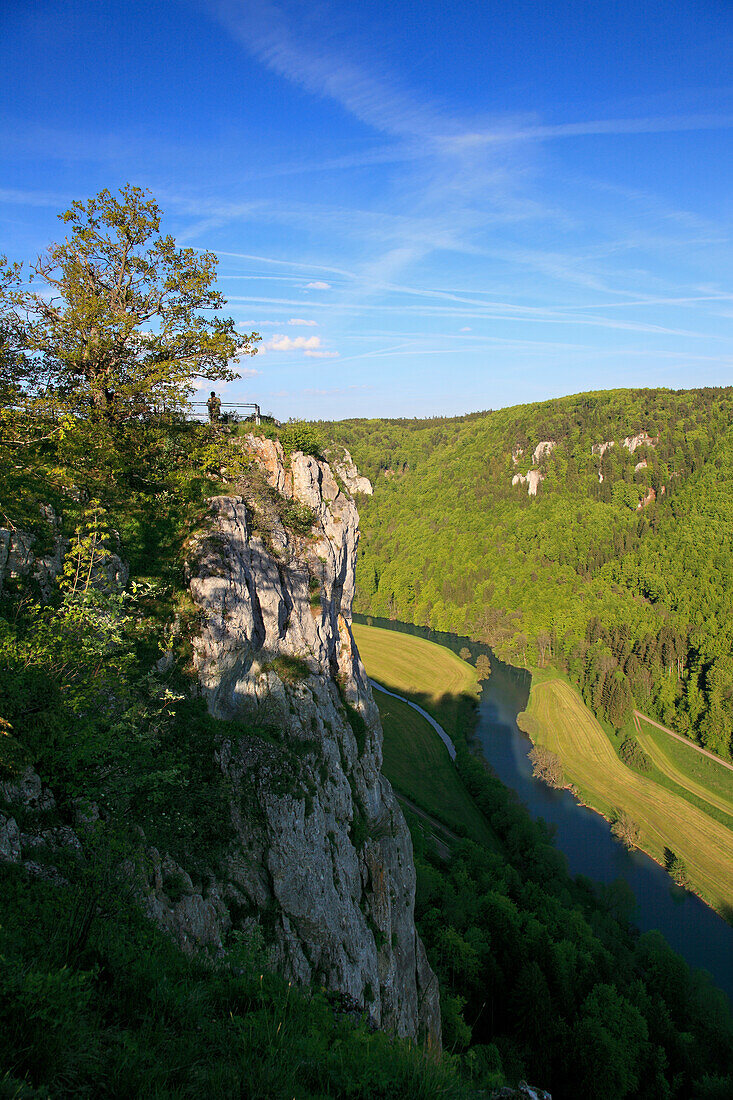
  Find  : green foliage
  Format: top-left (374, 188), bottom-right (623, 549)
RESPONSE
top-left (281, 497), bottom-right (316, 535)
top-left (0, 866), bottom-right (465, 1099)
top-left (1, 185), bottom-right (259, 419)
top-left (413, 741), bottom-right (733, 1098)
top-left (322, 388), bottom-right (733, 758)
top-left (263, 654), bottom-right (312, 684)
top-left (279, 421), bottom-right (326, 458)
top-left (619, 736), bottom-right (652, 773)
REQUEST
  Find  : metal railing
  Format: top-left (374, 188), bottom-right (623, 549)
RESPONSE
top-left (191, 401), bottom-right (261, 424)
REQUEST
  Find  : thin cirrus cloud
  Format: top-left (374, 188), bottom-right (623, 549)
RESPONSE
top-left (305, 281), bottom-right (331, 290)
top-left (289, 318), bottom-right (318, 326)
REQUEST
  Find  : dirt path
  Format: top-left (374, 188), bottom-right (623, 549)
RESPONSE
top-left (525, 681), bottom-right (733, 911)
top-left (633, 725), bottom-right (733, 821)
top-left (394, 793), bottom-right (457, 861)
top-left (634, 710), bottom-right (733, 775)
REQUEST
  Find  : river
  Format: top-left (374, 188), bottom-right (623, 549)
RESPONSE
top-left (355, 614), bottom-right (733, 1004)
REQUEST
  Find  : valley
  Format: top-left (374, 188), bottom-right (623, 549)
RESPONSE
top-left (354, 621), bottom-right (733, 1008)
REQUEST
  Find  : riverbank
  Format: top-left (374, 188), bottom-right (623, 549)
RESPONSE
top-left (517, 669), bottom-right (733, 919)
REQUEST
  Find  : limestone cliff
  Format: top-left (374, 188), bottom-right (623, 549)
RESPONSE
top-left (185, 436), bottom-right (440, 1046)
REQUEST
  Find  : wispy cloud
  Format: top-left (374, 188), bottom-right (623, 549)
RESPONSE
top-left (305, 280), bottom-right (331, 289)
top-left (288, 318), bottom-right (318, 326)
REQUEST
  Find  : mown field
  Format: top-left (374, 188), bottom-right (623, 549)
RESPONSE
top-left (352, 624), bottom-right (495, 847)
top-left (635, 718), bottom-right (733, 821)
top-left (372, 686), bottom-right (495, 848)
top-left (352, 624), bottom-right (479, 742)
top-left (518, 675), bottom-right (733, 915)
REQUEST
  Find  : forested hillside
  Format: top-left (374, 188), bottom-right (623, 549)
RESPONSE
top-left (321, 388), bottom-right (733, 758)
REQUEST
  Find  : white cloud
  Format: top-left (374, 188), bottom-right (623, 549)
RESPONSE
top-left (289, 318), bottom-right (318, 326)
top-left (304, 349), bottom-right (339, 358)
top-left (460, 326), bottom-right (472, 332)
top-left (236, 366), bottom-right (261, 376)
top-left (266, 334), bottom-right (322, 351)
top-left (305, 281), bottom-right (331, 289)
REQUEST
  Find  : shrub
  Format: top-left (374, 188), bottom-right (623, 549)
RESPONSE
top-left (528, 744), bottom-right (564, 789)
top-left (263, 655), bottom-right (312, 684)
top-left (619, 737), bottom-right (652, 773)
top-left (279, 421), bottom-right (326, 458)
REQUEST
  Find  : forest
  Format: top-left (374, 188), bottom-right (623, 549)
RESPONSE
top-left (321, 388), bottom-right (733, 760)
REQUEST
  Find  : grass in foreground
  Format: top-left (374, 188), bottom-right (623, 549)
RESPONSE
top-left (373, 686), bottom-right (496, 848)
top-left (518, 677), bottom-right (733, 915)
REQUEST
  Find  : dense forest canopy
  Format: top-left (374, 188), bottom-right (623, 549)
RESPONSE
top-left (321, 387), bottom-right (733, 758)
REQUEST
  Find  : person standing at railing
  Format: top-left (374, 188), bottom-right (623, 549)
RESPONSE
top-left (206, 391), bottom-right (221, 425)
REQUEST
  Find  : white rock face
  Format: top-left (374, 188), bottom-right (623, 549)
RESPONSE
top-left (532, 440), bottom-right (556, 464)
top-left (333, 447), bottom-right (373, 495)
top-left (512, 469), bottom-right (544, 496)
top-left (511, 444), bottom-right (524, 465)
top-left (591, 441), bottom-right (615, 457)
top-left (635, 459), bottom-right (648, 473)
top-left (187, 438), bottom-right (440, 1046)
top-left (623, 431), bottom-right (656, 454)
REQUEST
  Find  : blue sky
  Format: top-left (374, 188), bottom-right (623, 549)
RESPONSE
top-left (2, 0), bottom-right (732, 420)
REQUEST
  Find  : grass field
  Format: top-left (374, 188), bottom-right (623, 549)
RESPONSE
top-left (373, 686), bottom-right (496, 848)
top-left (518, 675), bottom-right (733, 915)
top-left (352, 624), bottom-right (495, 848)
top-left (635, 718), bottom-right (733, 820)
top-left (352, 623), bottom-right (479, 743)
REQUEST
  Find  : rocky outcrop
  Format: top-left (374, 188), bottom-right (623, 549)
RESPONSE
top-left (186, 437), bottom-right (440, 1046)
top-left (532, 440), bottom-right (555, 465)
top-left (512, 469), bottom-right (544, 496)
top-left (623, 431), bottom-right (657, 454)
top-left (489, 1084), bottom-right (552, 1100)
top-left (0, 764), bottom-right (81, 884)
top-left (591, 441), bottom-right (614, 457)
top-left (332, 447), bottom-right (373, 495)
top-left (0, 520), bottom-right (65, 601)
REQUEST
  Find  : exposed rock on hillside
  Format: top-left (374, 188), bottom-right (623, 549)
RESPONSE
top-left (333, 447), bottom-right (373, 495)
top-left (0, 514), bottom-right (66, 600)
top-left (623, 430), bottom-right (657, 453)
top-left (186, 437), bottom-right (440, 1045)
top-left (532, 440), bottom-right (555, 464)
top-left (512, 469), bottom-right (544, 496)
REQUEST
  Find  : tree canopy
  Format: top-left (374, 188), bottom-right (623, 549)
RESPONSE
top-left (2, 185), bottom-right (258, 418)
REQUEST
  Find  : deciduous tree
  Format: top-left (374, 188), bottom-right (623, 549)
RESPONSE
top-left (2, 185), bottom-right (258, 419)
